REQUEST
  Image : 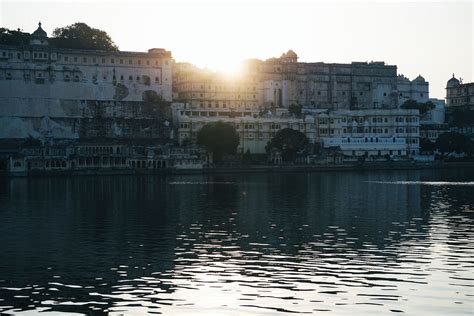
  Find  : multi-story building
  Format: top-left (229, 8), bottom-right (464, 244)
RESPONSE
top-left (174, 106), bottom-right (419, 158)
top-left (174, 50), bottom-right (428, 112)
top-left (175, 110), bottom-right (316, 154)
top-left (445, 75), bottom-right (474, 136)
top-left (419, 98), bottom-right (447, 143)
top-left (397, 74), bottom-right (429, 105)
top-left (446, 75), bottom-right (474, 108)
top-left (0, 23), bottom-right (173, 140)
top-left (173, 62), bottom-right (259, 111)
top-left (318, 109), bottom-right (420, 158)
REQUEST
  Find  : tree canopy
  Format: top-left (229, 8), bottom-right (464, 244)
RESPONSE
top-left (400, 100), bottom-right (435, 115)
top-left (197, 122), bottom-right (240, 161)
top-left (436, 132), bottom-right (473, 155)
top-left (448, 108), bottom-right (474, 127)
top-left (288, 103), bottom-right (302, 117)
top-left (0, 27), bottom-right (30, 46)
top-left (265, 128), bottom-right (309, 162)
top-left (51, 22), bottom-right (118, 51)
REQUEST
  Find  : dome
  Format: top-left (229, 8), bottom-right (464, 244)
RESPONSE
top-left (32, 22), bottom-right (47, 38)
top-left (412, 75), bottom-right (426, 83)
top-left (447, 75), bottom-right (460, 88)
top-left (397, 74), bottom-right (410, 83)
top-left (286, 49), bottom-right (297, 58)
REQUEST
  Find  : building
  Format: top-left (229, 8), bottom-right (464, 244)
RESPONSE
top-left (174, 50), bottom-right (429, 112)
top-left (318, 109), bottom-right (420, 158)
top-left (173, 62), bottom-right (259, 111)
top-left (446, 75), bottom-right (474, 108)
top-left (174, 106), bottom-right (420, 158)
top-left (445, 75), bottom-right (474, 137)
top-left (175, 111), bottom-right (316, 154)
top-left (0, 23), bottom-right (173, 140)
top-left (418, 98), bottom-right (447, 143)
top-left (397, 74), bottom-right (429, 105)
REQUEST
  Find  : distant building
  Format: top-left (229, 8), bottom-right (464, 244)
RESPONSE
top-left (0, 22), bottom-right (173, 140)
top-left (445, 75), bottom-right (474, 137)
top-left (446, 75), bottom-right (474, 109)
top-left (397, 74), bottom-right (429, 105)
top-left (174, 50), bottom-right (420, 111)
top-left (419, 98), bottom-right (447, 143)
top-left (174, 106), bottom-right (420, 159)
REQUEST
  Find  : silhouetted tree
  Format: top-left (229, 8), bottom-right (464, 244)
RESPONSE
top-left (0, 27), bottom-right (30, 46)
top-left (436, 132), bottom-right (472, 155)
top-left (400, 100), bottom-right (435, 115)
top-left (266, 128), bottom-right (309, 162)
top-left (288, 103), bottom-right (302, 117)
top-left (197, 122), bottom-right (240, 161)
top-left (51, 22), bottom-right (118, 51)
top-left (420, 137), bottom-right (436, 153)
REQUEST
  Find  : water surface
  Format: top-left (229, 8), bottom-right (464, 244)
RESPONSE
top-left (0, 169), bottom-right (473, 315)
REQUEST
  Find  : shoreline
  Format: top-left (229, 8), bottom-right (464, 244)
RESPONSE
top-left (2, 161), bottom-right (474, 178)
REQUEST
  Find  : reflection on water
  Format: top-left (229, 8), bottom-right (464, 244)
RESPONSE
top-left (0, 169), bottom-right (473, 315)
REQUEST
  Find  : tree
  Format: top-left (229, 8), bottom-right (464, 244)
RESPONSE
top-left (435, 132), bottom-right (472, 155)
top-left (265, 128), bottom-right (309, 162)
top-left (0, 27), bottom-right (30, 46)
top-left (197, 122), bottom-right (240, 161)
top-left (401, 100), bottom-right (435, 115)
top-left (288, 103), bottom-right (302, 117)
top-left (420, 137), bottom-right (436, 153)
top-left (51, 22), bottom-right (118, 51)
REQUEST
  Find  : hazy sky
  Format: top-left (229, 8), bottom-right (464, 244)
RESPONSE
top-left (1, 0), bottom-right (472, 98)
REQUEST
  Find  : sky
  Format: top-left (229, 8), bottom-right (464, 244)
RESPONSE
top-left (0, 0), bottom-right (472, 98)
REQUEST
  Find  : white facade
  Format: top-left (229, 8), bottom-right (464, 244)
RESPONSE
top-left (0, 23), bottom-right (172, 139)
top-left (175, 107), bottom-right (420, 157)
top-left (397, 75), bottom-right (429, 105)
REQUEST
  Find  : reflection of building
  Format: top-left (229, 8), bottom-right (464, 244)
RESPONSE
top-left (0, 23), bottom-right (172, 139)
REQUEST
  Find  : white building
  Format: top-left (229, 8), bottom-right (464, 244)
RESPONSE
top-left (397, 74), bottom-right (429, 105)
top-left (318, 109), bottom-right (420, 158)
top-left (0, 23), bottom-right (172, 139)
top-left (174, 105), bottom-right (420, 158)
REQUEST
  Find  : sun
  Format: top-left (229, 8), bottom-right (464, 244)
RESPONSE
top-left (212, 59), bottom-right (244, 77)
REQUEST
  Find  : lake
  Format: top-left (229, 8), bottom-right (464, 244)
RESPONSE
top-left (0, 169), bottom-right (473, 315)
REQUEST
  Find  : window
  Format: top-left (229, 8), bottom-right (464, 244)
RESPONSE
top-left (74, 57), bottom-right (78, 62)
top-left (146, 60), bottom-right (150, 65)
top-left (120, 59), bottom-right (123, 64)
top-left (155, 77), bottom-right (159, 82)
top-left (383, 92), bottom-right (387, 96)
top-left (102, 58), bottom-right (106, 63)
top-left (129, 75), bottom-right (133, 80)
top-left (129, 59), bottom-right (132, 64)
top-left (111, 58), bottom-right (114, 64)
top-left (136, 76), bottom-right (140, 81)
top-left (120, 75), bottom-right (124, 80)
top-left (138, 60), bottom-right (141, 65)
top-left (360, 92), bottom-right (363, 96)
top-left (83, 57), bottom-right (87, 63)
top-left (17, 52), bottom-right (21, 59)
top-left (93, 58), bottom-right (96, 63)
top-left (64, 56), bottom-right (69, 62)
